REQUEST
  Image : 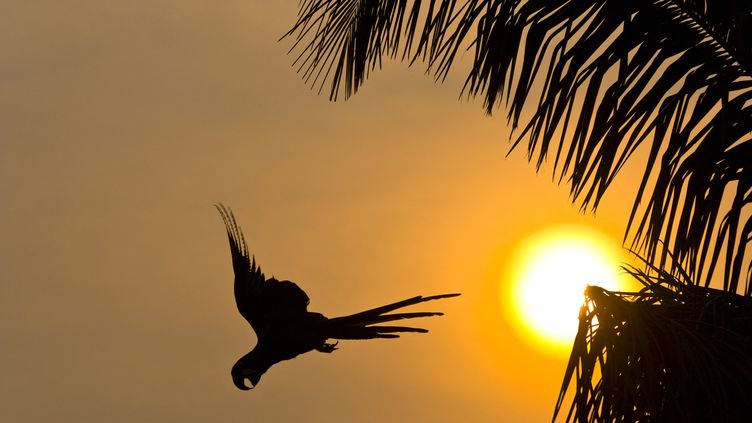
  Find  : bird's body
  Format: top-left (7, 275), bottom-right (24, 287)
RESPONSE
top-left (216, 204), bottom-right (459, 390)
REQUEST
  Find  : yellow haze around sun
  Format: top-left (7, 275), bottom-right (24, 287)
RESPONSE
top-left (503, 224), bottom-right (634, 356)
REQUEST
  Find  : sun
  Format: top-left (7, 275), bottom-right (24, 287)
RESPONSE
top-left (503, 224), bottom-right (628, 354)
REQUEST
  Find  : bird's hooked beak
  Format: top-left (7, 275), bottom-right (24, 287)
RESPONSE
top-left (232, 366), bottom-right (262, 390)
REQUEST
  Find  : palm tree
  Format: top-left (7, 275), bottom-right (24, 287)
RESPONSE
top-left (284, 1), bottom-right (752, 421)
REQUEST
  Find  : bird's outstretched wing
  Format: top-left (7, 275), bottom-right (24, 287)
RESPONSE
top-left (215, 204), bottom-right (269, 333)
top-left (215, 204), bottom-right (310, 335)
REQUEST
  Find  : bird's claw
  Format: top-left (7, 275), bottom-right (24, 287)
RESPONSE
top-left (317, 341), bottom-right (338, 353)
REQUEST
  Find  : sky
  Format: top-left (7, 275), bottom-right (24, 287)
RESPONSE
top-left (2, 2), bottom-right (645, 422)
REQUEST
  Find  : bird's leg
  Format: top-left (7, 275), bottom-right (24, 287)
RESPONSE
top-left (317, 341), bottom-right (338, 353)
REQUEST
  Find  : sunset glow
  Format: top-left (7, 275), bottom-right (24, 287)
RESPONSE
top-left (505, 225), bottom-right (625, 353)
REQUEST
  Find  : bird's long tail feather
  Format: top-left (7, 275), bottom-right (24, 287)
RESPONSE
top-left (326, 293), bottom-right (460, 339)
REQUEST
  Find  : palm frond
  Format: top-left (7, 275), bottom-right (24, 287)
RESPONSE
top-left (487, 0), bottom-right (752, 293)
top-left (554, 267), bottom-right (752, 421)
top-left (286, 0), bottom-right (752, 293)
top-left (285, 0), bottom-right (467, 99)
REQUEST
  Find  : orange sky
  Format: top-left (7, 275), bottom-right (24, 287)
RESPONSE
top-left (2, 2), bottom-right (645, 421)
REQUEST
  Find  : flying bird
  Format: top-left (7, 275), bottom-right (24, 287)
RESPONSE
top-left (216, 204), bottom-right (460, 390)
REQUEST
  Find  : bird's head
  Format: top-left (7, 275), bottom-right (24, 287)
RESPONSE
top-left (231, 354), bottom-right (268, 390)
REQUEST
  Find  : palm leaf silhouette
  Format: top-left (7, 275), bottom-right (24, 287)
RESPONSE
top-left (286, 0), bottom-right (752, 293)
top-left (554, 260), bottom-right (752, 421)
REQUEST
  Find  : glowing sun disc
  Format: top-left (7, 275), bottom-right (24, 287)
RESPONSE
top-left (505, 225), bottom-right (625, 353)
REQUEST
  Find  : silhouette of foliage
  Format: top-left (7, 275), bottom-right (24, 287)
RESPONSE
top-left (555, 261), bottom-right (752, 422)
top-left (286, 0), bottom-right (752, 293)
